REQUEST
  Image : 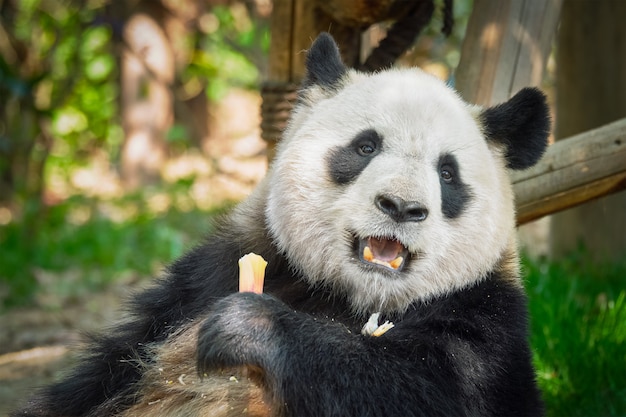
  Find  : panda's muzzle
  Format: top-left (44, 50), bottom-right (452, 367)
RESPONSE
top-left (357, 237), bottom-right (409, 272)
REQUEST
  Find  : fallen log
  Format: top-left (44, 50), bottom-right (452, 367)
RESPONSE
top-left (513, 117), bottom-right (626, 225)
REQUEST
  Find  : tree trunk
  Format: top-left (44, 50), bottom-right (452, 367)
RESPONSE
top-left (120, 1), bottom-right (174, 189)
top-left (550, 0), bottom-right (626, 261)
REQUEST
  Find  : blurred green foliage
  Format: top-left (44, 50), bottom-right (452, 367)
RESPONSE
top-left (0, 0), bottom-right (268, 303)
top-left (2, 0), bottom-right (118, 149)
top-left (0, 186), bottom-right (231, 309)
top-left (0, 0), bottom-right (269, 202)
top-left (190, 4), bottom-right (270, 102)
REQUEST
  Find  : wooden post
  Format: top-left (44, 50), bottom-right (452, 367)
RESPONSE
top-left (550, 0), bottom-right (626, 261)
top-left (262, 0), bottom-right (337, 160)
top-left (266, 0), bottom-right (295, 84)
top-left (455, 0), bottom-right (562, 106)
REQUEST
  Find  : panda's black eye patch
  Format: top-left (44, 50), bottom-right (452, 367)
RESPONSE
top-left (438, 153), bottom-right (472, 219)
top-left (353, 130), bottom-right (381, 157)
top-left (327, 129), bottom-right (383, 184)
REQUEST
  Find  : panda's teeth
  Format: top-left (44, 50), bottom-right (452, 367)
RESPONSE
top-left (389, 256), bottom-right (404, 270)
top-left (363, 246), bottom-right (404, 270)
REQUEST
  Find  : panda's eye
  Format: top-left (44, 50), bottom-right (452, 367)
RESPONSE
top-left (440, 165), bottom-right (454, 183)
top-left (357, 142), bottom-right (376, 156)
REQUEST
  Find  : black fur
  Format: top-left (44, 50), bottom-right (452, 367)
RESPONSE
top-left (481, 88), bottom-right (551, 170)
top-left (438, 153), bottom-right (472, 219)
top-left (302, 32), bottom-right (347, 90)
top-left (327, 129), bottom-right (383, 184)
top-left (196, 268), bottom-right (542, 416)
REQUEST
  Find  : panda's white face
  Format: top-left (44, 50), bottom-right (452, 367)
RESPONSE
top-left (266, 68), bottom-right (516, 314)
top-left (263, 33), bottom-right (549, 314)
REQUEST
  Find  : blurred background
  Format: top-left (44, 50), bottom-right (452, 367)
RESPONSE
top-left (0, 0), bottom-right (624, 416)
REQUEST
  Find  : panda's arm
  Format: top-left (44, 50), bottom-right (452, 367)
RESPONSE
top-left (196, 292), bottom-right (470, 417)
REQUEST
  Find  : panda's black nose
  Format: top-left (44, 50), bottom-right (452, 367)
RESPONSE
top-left (375, 193), bottom-right (428, 222)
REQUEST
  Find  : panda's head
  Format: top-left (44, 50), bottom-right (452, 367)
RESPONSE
top-left (266, 33), bottom-right (550, 314)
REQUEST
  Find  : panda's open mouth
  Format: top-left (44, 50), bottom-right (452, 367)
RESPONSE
top-left (356, 237), bottom-right (409, 272)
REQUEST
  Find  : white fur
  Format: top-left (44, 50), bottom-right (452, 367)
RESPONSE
top-left (266, 68), bottom-right (517, 314)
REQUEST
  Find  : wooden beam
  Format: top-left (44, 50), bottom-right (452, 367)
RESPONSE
top-left (513, 117), bottom-right (626, 225)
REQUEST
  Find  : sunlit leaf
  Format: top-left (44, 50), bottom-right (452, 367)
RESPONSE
top-left (85, 54), bottom-right (114, 82)
top-left (87, 26), bottom-right (111, 50)
top-left (53, 106), bottom-right (88, 135)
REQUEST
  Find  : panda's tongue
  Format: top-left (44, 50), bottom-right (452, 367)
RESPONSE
top-left (362, 237), bottom-right (406, 271)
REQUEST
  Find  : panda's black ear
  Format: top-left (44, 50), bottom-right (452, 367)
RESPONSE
top-left (481, 87), bottom-right (551, 170)
top-left (303, 32), bottom-right (347, 90)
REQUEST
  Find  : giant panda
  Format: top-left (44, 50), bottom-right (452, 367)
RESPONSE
top-left (14, 33), bottom-right (550, 417)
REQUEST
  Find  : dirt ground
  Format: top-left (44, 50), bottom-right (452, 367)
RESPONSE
top-left (0, 281), bottom-right (130, 415)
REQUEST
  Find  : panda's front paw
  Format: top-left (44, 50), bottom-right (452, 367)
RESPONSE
top-left (196, 292), bottom-right (286, 376)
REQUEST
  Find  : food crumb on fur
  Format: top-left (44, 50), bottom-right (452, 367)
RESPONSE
top-left (361, 312), bottom-right (394, 336)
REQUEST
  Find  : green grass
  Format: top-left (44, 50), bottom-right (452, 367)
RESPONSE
top-left (525, 253), bottom-right (626, 416)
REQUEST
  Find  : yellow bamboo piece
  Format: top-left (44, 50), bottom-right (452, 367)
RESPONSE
top-left (238, 253), bottom-right (268, 294)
